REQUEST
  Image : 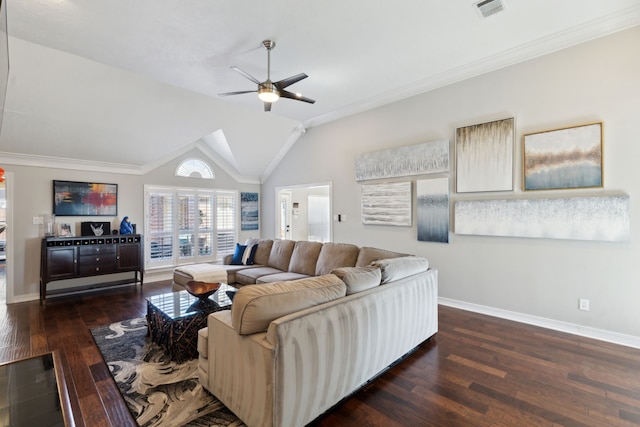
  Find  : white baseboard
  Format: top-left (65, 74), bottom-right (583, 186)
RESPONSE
top-left (439, 297), bottom-right (640, 350)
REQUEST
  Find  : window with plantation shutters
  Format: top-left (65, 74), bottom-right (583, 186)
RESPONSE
top-left (145, 186), bottom-right (237, 267)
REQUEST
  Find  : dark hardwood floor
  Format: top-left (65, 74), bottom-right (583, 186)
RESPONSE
top-left (2, 280), bottom-right (640, 426)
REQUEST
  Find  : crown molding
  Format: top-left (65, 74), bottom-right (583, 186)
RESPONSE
top-left (260, 123), bottom-right (307, 183)
top-left (0, 151), bottom-right (142, 174)
top-left (303, 8), bottom-right (640, 130)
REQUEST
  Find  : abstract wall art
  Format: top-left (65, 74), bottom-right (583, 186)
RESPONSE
top-left (417, 177), bottom-right (450, 243)
top-left (53, 180), bottom-right (117, 216)
top-left (454, 195), bottom-right (630, 242)
top-left (355, 139), bottom-right (449, 182)
top-left (523, 122), bottom-right (603, 191)
top-left (361, 182), bottom-right (412, 226)
top-left (456, 118), bottom-right (514, 193)
top-left (240, 192), bottom-right (259, 231)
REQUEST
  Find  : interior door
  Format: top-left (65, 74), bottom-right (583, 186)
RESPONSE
top-left (278, 192), bottom-right (291, 240)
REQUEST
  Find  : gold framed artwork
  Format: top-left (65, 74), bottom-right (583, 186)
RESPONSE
top-left (523, 122), bottom-right (603, 191)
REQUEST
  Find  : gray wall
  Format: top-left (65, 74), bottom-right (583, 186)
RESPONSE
top-left (262, 28), bottom-right (640, 338)
top-left (7, 147), bottom-right (259, 300)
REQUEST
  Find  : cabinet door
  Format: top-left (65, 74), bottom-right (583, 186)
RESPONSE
top-left (47, 247), bottom-right (77, 280)
top-left (117, 243), bottom-right (140, 271)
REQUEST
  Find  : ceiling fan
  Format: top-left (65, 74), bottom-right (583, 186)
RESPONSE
top-left (218, 40), bottom-right (316, 112)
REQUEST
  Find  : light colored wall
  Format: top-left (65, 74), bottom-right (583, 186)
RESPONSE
top-left (262, 27), bottom-right (640, 338)
top-left (6, 147), bottom-right (259, 301)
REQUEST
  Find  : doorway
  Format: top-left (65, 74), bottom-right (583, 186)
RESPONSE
top-left (0, 182), bottom-right (6, 302)
top-left (276, 183), bottom-right (332, 242)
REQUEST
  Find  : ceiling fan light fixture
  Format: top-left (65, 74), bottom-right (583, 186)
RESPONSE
top-left (258, 83), bottom-right (280, 103)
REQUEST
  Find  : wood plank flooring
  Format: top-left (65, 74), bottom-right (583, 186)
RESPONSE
top-left (2, 280), bottom-right (640, 426)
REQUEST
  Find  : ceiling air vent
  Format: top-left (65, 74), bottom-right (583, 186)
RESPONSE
top-left (474, 0), bottom-right (506, 18)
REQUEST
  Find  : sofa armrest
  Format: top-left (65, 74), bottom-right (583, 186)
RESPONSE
top-left (204, 311), bottom-right (275, 427)
top-left (222, 253), bottom-right (233, 265)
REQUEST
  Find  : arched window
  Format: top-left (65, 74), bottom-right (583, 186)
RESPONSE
top-left (175, 159), bottom-right (215, 179)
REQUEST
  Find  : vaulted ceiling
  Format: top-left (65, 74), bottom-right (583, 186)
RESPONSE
top-left (1, 0), bottom-right (639, 182)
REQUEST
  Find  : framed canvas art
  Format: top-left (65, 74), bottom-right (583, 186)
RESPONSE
top-left (240, 192), bottom-right (259, 231)
top-left (417, 178), bottom-right (449, 243)
top-left (456, 118), bottom-right (514, 193)
top-left (523, 122), bottom-right (603, 191)
top-left (361, 182), bottom-right (412, 226)
top-left (53, 180), bottom-right (117, 216)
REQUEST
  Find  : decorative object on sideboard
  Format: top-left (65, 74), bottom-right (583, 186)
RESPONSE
top-left (53, 180), bottom-right (117, 216)
top-left (57, 223), bottom-right (73, 237)
top-left (120, 216), bottom-right (134, 235)
top-left (81, 221), bottom-right (111, 237)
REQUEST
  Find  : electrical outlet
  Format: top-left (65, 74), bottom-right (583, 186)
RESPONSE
top-left (579, 298), bottom-right (590, 311)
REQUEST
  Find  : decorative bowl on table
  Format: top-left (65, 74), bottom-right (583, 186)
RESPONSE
top-left (185, 281), bottom-right (221, 300)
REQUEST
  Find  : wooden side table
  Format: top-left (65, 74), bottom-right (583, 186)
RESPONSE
top-left (146, 284), bottom-right (235, 363)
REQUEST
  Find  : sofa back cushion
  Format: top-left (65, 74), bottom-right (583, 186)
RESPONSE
top-left (355, 246), bottom-right (406, 267)
top-left (288, 241), bottom-right (323, 275)
top-left (245, 239), bottom-right (273, 266)
top-left (315, 243), bottom-right (360, 276)
top-left (370, 256), bottom-right (429, 283)
top-left (267, 239), bottom-right (295, 271)
top-left (330, 266), bottom-right (381, 295)
top-left (231, 274), bottom-right (347, 335)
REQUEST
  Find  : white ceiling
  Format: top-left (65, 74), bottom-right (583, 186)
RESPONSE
top-left (1, 0), bottom-right (639, 181)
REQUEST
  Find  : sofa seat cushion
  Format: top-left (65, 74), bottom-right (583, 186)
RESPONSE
top-left (235, 267), bottom-right (284, 285)
top-left (256, 272), bottom-right (310, 283)
top-left (371, 256), bottom-right (429, 283)
top-left (330, 266), bottom-right (381, 294)
top-left (173, 264), bottom-right (227, 286)
top-left (315, 243), bottom-right (360, 276)
top-left (217, 264), bottom-right (263, 285)
top-left (231, 274), bottom-right (347, 335)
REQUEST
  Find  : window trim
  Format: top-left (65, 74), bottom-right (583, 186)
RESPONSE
top-left (144, 185), bottom-right (238, 269)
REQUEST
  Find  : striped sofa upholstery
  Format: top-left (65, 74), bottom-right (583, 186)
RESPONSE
top-left (198, 260), bottom-right (438, 427)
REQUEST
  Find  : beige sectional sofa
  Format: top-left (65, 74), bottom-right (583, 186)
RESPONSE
top-left (197, 239), bottom-right (438, 427)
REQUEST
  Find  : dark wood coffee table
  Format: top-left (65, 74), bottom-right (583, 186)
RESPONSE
top-left (146, 283), bottom-right (236, 363)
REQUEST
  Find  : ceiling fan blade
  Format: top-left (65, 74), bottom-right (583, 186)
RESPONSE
top-left (274, 73), bottom-right (308, 89)
top-left (230, 66), bottom-right (262, 85)
top-left (264, 102), bottom-right (272, 112)
top-left (218, 90), bottom-right (257, 96)
top-left (280, 90), bottom-right (316, 104)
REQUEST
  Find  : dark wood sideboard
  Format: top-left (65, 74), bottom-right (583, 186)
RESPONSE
top-left (40, 234), bottom-right (144, 303)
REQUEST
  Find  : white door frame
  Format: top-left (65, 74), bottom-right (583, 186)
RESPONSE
top-left (3, 171), bottom-right (13, 304)
top-left (275, 182), bottom-right (332, 242)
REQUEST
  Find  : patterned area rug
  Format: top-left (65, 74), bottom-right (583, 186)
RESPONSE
top-left (90, 318), bottom-right (244, 427)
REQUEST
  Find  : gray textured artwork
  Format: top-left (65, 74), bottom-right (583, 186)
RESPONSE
top-left (454, 195), bottom-right (630, 241)
top-left (456, 118), bottom-right (514, 193)
top-left (417, 178), bottom-right (449, 243)
top-left (362, 182), bottom-right (412, 226)
top-left (355, 140), bottom-right (449, 181)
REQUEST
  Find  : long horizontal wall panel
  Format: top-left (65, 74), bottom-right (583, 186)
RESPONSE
top-left (454, 195), bottom-right (630, 241)
top-left (355, 139), bottom-right (449, 181)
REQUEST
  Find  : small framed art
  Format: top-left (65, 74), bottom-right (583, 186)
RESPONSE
top-left (523, 122), bottom-right (603, 191)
